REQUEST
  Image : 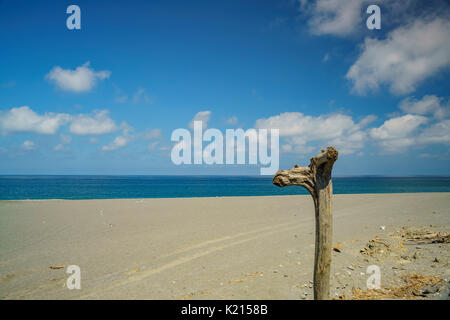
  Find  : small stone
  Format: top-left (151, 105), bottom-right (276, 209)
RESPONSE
top-left (333, 243), bottom-right (343, 252)
top-left (422, 284), bottom-right (442, 295)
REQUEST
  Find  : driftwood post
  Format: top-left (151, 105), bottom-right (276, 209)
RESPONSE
top-left (273, 147), bottom-right (338, 300)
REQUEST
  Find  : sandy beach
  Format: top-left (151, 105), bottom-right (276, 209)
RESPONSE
top-left (0, 193), bottom-right (449, 300)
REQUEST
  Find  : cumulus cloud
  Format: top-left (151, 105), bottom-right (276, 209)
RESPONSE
top-left (147, 141), bottom-right (160, 151)
top-left (54, 134), bottom-right (72, 151)
top-left (367, 93), bottom-right (450, 153)
top-left (101, 135), bottom-right (129, 151)
top-left (418, 119), bottom-right (450, 145)
top-left (346, 18), bottom-right (450, 95)
top-left (399, 95), bottom-right (450, 119)
top-left (70, 110), bottom-right (118, 135)
top-left (46, 62), bottom-right (111, 92)
top-left (22, 140), bottom-right (36, 150)
top-left (369, 114), bottom-right (428, 140)
top-left (189, 111), bottom-right (211, 130)
top-left (0, 106), bottom-right (70, 135)
top-left (369, 114), bottom-right (428, 152)
top-left (60, 134), bottom-right (72, 144)
top-left (255, 112), bottom-right (375, 154)
top-left (101, 126), bottom-right (133, 151)
top-left (301, 0), bottom-right (366, 37)
top-left (225, 116), bottom-right (239, 126)
top-left (370, 112), bottom-right (450, 153)
top-left (132, 87), bottom-right (153, 104)
top-left (142, 128), bottom-right (162, 140)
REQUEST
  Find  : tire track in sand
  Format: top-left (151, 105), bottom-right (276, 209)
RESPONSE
top-left (75, 217), bottom-right (312, 299)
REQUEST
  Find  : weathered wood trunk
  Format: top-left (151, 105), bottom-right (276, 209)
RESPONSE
top-left (273, 147), bottom-right (338, 300)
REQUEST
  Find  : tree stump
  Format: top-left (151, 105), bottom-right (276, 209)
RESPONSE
top-left (273, 147), bottom-right (338, 300)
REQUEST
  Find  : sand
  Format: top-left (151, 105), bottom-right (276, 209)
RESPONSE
top-left (0, 193), bottom-right (449, 300)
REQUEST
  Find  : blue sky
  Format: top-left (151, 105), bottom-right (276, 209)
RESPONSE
top-left (0, 0), bottom-right (449, 175)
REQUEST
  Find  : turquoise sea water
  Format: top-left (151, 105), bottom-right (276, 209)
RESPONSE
top-left (0, 176), bottom-right (449, 200)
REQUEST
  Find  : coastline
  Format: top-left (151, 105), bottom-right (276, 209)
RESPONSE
top-left (1, 191), bottom-right (450, 202)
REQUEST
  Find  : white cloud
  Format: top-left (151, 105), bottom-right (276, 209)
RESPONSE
top-left (54, 134), bottom-right (72, 151)
top-left (346, 18), bottom-right (450, 95)
top-left (115, 95), bottom-right (128, 103)
top-left (399, 95), bottom-right (450, 119)
top-left (255, 112), bottom-right (373, 154)
top-left (54, 144), bottom-right (66, 151)
top-left (132, 87), bottom-right (153, 104)
top-left (417, 119), bottom-right (450, 145)
top-left (142, 128), bottom-right (162, 140)
top-left (189, 111), bottom-right (211, 130)
top-left (46, 62), bottom-right (111, 92)
top-left (60, 134), bottom-right (72, 144)
top-left (225, 116), bottom-right (238, 125)
top-left (102, 135), bottom-right (129, 151)
top-left (70, 110), bottom-right (118, 135)
top-left (369, 114), bottom-right (428, 140)
top-left (369, 114), bottom-right (428, 152)
top-left (101, 126), bottom-right (133, 152)
top-left (89, 137), bottom-right (99, 144)
top-left (0, 106), bottom-right (70, 135)
top-left (22, 140), bottom-right (36, 150)
top-left (301, 0), bottom-right (366, 37)
top-left (148, 141), bottom-right (160, 151)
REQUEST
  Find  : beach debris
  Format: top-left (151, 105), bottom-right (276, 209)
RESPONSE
top-left (380, 226), bottom-right (386, 231)
top-left (49, 265), bottom-right (67, 270)
top-left (244, 271), bottom-right (263, 277)
top-left (338, 273), bottom-right (444, 300)
top-left (273, 147), bottom-right (338, 300)
top-left (392, 226), bottom-right (450, 244)
top-left (179, 290), bottom-right (211, 300)
top-left (333, 242), bottom-right (343, 253)
top-left (360, 237), bottom-right (391, 259)
top-left (125, 268), bottom-right (140, 275)
top-left (228, 279), bottom-right (245, 284)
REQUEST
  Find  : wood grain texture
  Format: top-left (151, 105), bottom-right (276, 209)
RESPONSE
top-left (273, 147), bottom-right (338, 300)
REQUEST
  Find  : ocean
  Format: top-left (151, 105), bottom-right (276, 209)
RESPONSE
top-left (0, 175), bottom-right (449, 200)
